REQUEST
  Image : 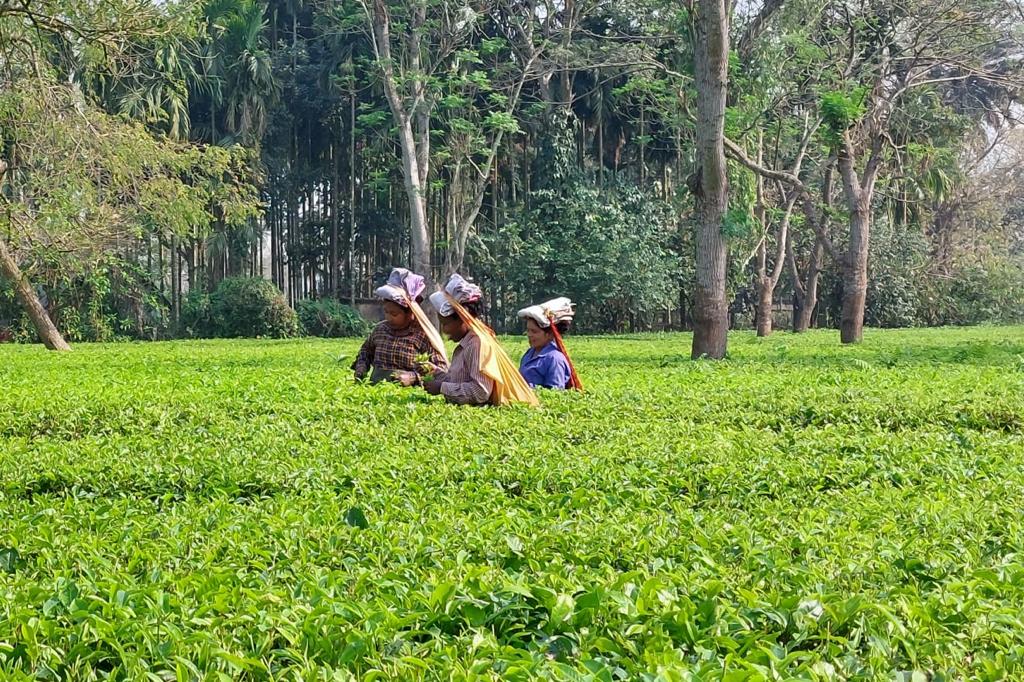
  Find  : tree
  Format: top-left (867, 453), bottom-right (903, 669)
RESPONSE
top-left (480, 112), bottom-right (680, 331)
top-left (357, 0), bottom-right (543, 281)
top-left (751, 118), bottom-right (816, 336)
top-left (360, 0), bottom-right (436, 278)
top-left (690, 0), bottom-right (730, 359)
top-left (725, 0), bottom-right (1024, 342)
top-left (218, 0), bottom-right (279, 143)
top-left (0, 162), bottom-right (70, 350)
top-left (0, 0), bottom-right (262, 348)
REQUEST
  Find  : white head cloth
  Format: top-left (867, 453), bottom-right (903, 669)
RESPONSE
top-left (374, 268), bottom-right (427, 307)
top-left (518, 297), bottom-right (575, 328)
top-left (428, 273), bottom-right (482, 317)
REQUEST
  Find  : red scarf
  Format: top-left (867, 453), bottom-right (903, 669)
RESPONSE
top-left (549, 321), bottom-right (583, 391)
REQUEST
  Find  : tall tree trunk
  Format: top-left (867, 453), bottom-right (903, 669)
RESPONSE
top-left (840, 203), bottom-right (870, 343)
top-left (690, 0), bottom-right (730, 360)
top-left (639, 106), bottom-right (646, 185)
top-left (349, 90), bottom-right (357, 306)
top-left (170, 235), bottom-right (179, 323)
top-left (371, 0), bottom-right (432, 279)
top-left (836, 133), bottom-right (879, 344)
top-left (753, 134), bottom-right (771, 337)
top-left (395, 120), bottom-right (431, 276)
top-left (755, 192), bottom-right (798, 337)
top-left (492, 152), bottom-right (499, 232)
top-left (796, 237), bottom-right (824, 332)
top-left (790, 162), bottom-right (834, 333)
top-left (755, 275), bottom-right (773, 336)
top-left (331, 141), bottom-right (340, 296)
top-left (0, 233), bottom-right (71, 350)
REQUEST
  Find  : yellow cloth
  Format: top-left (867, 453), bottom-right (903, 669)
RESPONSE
top-left (445, 294), bottom-right (539, 407)
top-left (407, 299), bottom-right (449, 366)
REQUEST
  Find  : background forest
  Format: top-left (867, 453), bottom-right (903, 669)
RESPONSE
top-left (1, 0), bottom-right (1022, 346)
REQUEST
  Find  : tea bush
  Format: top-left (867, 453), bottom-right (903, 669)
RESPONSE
top-left (1, 327), bottom-right (1024, 680)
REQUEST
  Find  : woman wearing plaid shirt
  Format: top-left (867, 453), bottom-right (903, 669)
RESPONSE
top-left (352, 269), bottom-right (448, 384)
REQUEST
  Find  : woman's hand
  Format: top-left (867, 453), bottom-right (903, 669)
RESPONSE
top-left (392, 371), bottom-right (419, 387)
top-left (423, 379), bottom-right (443, 395)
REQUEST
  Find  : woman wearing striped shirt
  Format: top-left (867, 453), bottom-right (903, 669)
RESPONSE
top-left (422, 275), bottom-right (494, 405)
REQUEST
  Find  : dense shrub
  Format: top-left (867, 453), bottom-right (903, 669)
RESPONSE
top-left (297, 298), bottom-right (371, 337)
top-left (864, 223), bottom-right (928, 328)
top-left (3, 328), bottom-right (1024, 678)
top-left (925, 259), bottom-right (1024, 326)
top-left (208, 277), bottom-right (299, 338)
top-left (476, 113), bottom-right (680, 332)
top-left (818, 221), bottom-right (1024, 329)
top-left (180, 289), bottom-right (215, 339)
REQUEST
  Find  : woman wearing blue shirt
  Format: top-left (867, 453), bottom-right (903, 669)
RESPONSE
top-left (518, 297), bottom-right (582, 391)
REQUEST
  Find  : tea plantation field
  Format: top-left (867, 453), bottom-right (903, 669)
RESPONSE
top-left (2, 327), bottom-right (1024, 681)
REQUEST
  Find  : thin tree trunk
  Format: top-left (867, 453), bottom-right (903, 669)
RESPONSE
top-left (349, 90), bottom-right (357, 306)
top-left (753, 134), bottom-right (770, 337)
top-left (0, 233), bottom-right (71, 350)
top-left (331, 141), bottom-right (340, 296)
top-left (269, 198), bottom-right (275, 286)
top-left (158, 239), bottom-right (165, 296)
top-left (798, 238), bottom-right (824, 332)
top-left (371, 0), bottom-right (432, 279)
top-left (691, 0), bottom-right (730, 360)
top-left (171, 235), bottom-right (180, 322)
top-left (639, 105), bottom-right (646, 185)
top-left (492, 150), bottom-right (499, 231)
top-left (790, 160), bottom-right (834, 332)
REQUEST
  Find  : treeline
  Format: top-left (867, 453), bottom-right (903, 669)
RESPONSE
top-left (1, 0), bottom-right (1022, 346)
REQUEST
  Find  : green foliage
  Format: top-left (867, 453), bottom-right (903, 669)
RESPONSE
top-left (180, 289), bottom-right (215, 339)
top-left (0, 257), bottom-right (169, 343)
top-left (209, 276), bottom-right (299, 338)
top-left (2, 328), bottom-right (1024, 678)
top-left (483, 111), bottom-right (520, 134)
top-left (816, 224), bottom-right (1024, 329)
top-left (820, 88), bottom-right (868, 138)
top-left (927, 260), bottom-right (1024, 326)
top-left (864, 222), bottom-right (930, 328)
top-left (723, 162), bottom-right (758, 241)
top-left (478, 114), bottom-right (679, 331)
top-left (296, 298), bottom-right (371, 338)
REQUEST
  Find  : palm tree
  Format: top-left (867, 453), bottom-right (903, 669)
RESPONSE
top-left (219, 0), bottom-right (279, 144)
top-left (116, 39), bottom-right (196, 140)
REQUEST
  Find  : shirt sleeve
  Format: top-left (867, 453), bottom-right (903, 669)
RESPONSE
top-left (442, 339), bottom-right (494, 405)
top-left (352, 327), bottom-right (377, 375)
top-left (546, 354), bottom-right (571, 390)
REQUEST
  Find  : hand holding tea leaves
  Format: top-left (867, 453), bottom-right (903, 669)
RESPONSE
top-left (391, 370), bottom-right (419, 387)
top-left (415, 352), bottom-right (436, 382)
